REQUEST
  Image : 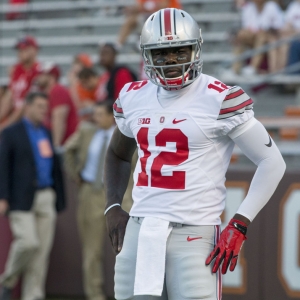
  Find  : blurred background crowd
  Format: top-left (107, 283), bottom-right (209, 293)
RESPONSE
top-left (0, 0), bottom-right (300, 300)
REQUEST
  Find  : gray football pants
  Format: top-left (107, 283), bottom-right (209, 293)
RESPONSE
top-left (115, 217), bottom-right (222, 300)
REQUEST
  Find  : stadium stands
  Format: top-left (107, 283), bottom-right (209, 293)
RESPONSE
top-left (0, 0), bottom-right (236, 85)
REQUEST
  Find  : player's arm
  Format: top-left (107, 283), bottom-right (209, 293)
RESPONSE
top-left (0, 89), bottom-right (17, 132)
top-left (0, 89), bottom-right (12, 123)
top-left (231, 118), bottom-right (285, 213)
top-left (104, 127), bottom-right (136, 253)
top-left (206, 118), bottom-right (286, 274)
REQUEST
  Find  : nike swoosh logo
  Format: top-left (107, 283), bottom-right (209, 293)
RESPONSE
top-left (265, 135), bottom-right (272, 147)
top-left (187, 236), bottom-right (202, 242)
top-left (228, 230), bottom-right (234, 241)
top-left (173, 118), bottom-right (187, 124)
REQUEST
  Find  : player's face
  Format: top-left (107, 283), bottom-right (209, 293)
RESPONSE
top-left (26, 97), bottom-right (48, 124)
top-left (17, 46), bottom-right (37, 64)
top-left (93, 106), bottom-right (114, 129)
top-left (35, 73), bottom-right (50, 90)
top-left (80, 76), bottom-right (98, 91)
top-left (72, 61), bottom-right (83, 74)
top-left (151, 46), bottom-right (192, 78)
top-left (99, 46), bottom-right (116, 69)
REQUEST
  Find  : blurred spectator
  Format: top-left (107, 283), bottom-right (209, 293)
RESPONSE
top-left (232, 0), bottom-right (284, 75)
top-left (6, 0), bottom-right (29, 20)
top-left (0, 36), bottom-right (40, 132)
top-left (0, 92), bottom-right (65, 300)
top-left (64, 101), bottom-right (116, 300)
top-left (283, 0), bottom-right (300, 37)
top-left (68, 53), bottom-right (95, 110)
top-left (286, 39), bottom-right (300, 73)
top-left (117, 0), bottom-right (182, 48)
top-left (34, 62), bottom-right (78, 149)
top-left (0, 85), bottom-right (8, 110)
top-left (276, 0), bottom-right (300, 72)
top-left (77, 68), bottom-right (100, 103)
top-left (234, 0), bottom-right (248, 10)
top-left (78, 44), bottom-right (136, 105)
top-left (97, 43), bottom-right (137, 101)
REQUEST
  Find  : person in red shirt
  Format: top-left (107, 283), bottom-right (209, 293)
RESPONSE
top-left (78, 43), bottom-right (136, 104)
top-left (98, 43), bottom-right (136, 101)
top-left (0, 36), bottom-right (40, 132)
top-left (6, 0), bottom-right (29, 20)
top-left (35, 62), bottom-right (78, 149)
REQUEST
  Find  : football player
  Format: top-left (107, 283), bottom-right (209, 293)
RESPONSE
top-left (104, 8), bottom-right (286, 300)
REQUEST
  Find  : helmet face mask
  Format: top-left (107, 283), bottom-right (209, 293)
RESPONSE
top-left (140, 8), bottom-right (203, 90)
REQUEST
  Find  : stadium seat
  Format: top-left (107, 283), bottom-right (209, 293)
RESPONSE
top-left (284, 106), bottom-right (300, 117)
top-left (279, 128), bottom-right (299, 140)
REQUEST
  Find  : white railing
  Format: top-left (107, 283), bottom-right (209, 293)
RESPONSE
top-left (0, 12), bottom-right (239, 31)
top-left (0, 32), bottom-right (227, 49)
top-left (0, 52), bottom-right (233, 68)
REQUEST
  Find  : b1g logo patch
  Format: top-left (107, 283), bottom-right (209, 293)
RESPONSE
top-left (138, 118), bottom-right (151, 125)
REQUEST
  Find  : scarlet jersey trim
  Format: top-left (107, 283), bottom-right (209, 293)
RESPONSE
top-left (218, 86), bottom-right (253, 120)
top-left (113, 98), bottom-right (125, 119)
top-left (220, 99), bottom-right (253, 115)
top-left (224, 89), bottom-right (244, 101)
top-left (214, 226), bottom-right (222, 300)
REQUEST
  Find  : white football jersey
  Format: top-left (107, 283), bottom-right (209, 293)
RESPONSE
top-left (113, 74), bottom-right (254, 225)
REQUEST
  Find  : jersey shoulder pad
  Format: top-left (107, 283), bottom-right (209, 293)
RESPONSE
top-left (218, 86), bottom-right (253, 120)
top-left (113, 80), bottom-right (150, 119)
top-left (121, 80), bottom-right (149, 95)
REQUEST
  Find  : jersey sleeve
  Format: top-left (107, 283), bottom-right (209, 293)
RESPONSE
top-left (216, 86), bottom-right (254, 136)
top-left (285, 3), bottom-right (295, 26)
top-left (241, 4), bottom-right (251, 29)
top-left (113, 97), bottom-right (134, 138)
top-left (262, 1), bottom-right (284, 30)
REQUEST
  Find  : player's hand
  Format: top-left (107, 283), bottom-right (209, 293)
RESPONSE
top-left (105, 206), bottom-right (129, 254)
top-left (205, 218), bottom-right (247, 274)
top-left (0, 200), bottom-right (9, 216)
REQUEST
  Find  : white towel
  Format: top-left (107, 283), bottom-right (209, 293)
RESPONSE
top-left (134, 217), bottom-right (172, 296)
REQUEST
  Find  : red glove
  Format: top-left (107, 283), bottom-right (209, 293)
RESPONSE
top-left (205, 218), bottom-right (247, 274)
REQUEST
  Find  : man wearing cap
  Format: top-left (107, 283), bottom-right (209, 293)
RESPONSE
top-left (35, 62), bottom-right (78, 150)
top-left (0, 36), bottom-right (40, 132)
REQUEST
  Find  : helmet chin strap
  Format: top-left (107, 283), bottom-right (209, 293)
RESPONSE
top-left (156, 64), bottom-right (193, 90)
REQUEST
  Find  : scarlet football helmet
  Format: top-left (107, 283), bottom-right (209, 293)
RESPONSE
top-left (140, 8), bottom-right (203, 90)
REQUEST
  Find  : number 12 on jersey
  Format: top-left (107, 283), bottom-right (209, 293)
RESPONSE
top-left (136, 127), bottom-right (189, 190)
